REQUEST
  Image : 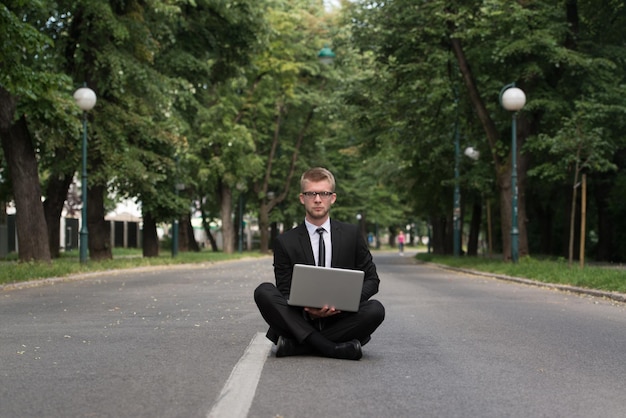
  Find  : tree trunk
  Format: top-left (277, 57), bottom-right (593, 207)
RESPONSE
top-left (184, 214), bottom-right (200, 252)
top-left (142, 212), bottom-right (159, 257)
top-left (467, 199), bottom-right (482, 256)
top-left (255, 103), bottom-right (314, 253)
top-left (0, 88), bottom-right (51, 262)
top-left (388, 227), bottom-right (396, 248)
top-left (206, 228), bottom-right (218, 252)
top-left (269, 222), bottom-right (277, 252)
top-left (87, 184), bottom-right (112, 260)
top-left (178, 214), bottom-right (199, 252)
top-left (429, 215), bottom-right (449, 255)
top-left (43, 172), bottom-right (74, 258)
top-left (200, 206), bottom-right (218, 252)
top-left (498, 169), bottom-right (513, 261)
top-left (220, 181), bottom-right (234, 254)
top-left (235, 196), bottom-right (243, 252)
top-left (259, 200), bottom-right (271, 254)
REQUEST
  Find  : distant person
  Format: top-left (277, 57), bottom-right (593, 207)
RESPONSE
top-left (397, 230), bottom-right (405, 255)
top-left (254, 167), bottom-right (385, 360)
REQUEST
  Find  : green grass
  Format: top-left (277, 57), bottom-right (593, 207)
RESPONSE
top-left (0, 248), bottom-right (266, 286)
top-left (417, 253), bottom-right (626, 293)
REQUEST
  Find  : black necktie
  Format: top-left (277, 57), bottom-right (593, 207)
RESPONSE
top-left (316, 227), bottom-right (326, 267)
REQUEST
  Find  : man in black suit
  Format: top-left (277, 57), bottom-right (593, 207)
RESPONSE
top-left (254, 167), bottom-right (385, 360)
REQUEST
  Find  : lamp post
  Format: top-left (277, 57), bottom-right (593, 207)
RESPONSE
top-left (453, 140), bottom-right (481, 257)
top-left (453, 100), bottom-right (461, 257)
top-left (452, 85), bottom-right (468, 257)
top-left (236, 182), bottom-right (246, 253)
top-left (499, 83), bottom-right (526, 263)
top-left (73, 85), bottom-right (97, 263)
top-left (356, 212), bottom-right (366, 243)
top-left (238, 194), bottom-right (244, 253)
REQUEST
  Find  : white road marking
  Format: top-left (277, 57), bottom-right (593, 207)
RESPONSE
top-left (207, 332), bottom-right (272, 418)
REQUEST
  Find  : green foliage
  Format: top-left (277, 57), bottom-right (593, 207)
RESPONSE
top-left (528, 104), bottom-right (617, 182)
top-left (417, 254), bottom-right (626, 294)
top-left (5, 0), bottom-right (626, 264)
top-left (343, 0), bottom-right (468, 228)
top-left (342, 0), bottom-right (626, 261)
top-left (0, 248), bottom-right (265, 286)
top-left (0, 1), bottom-right (59, 94)
top-left (155, 0), bottom-right (267, 224)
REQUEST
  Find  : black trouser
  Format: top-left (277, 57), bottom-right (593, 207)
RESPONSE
top-left (254, 282), bottom-right (385, 345)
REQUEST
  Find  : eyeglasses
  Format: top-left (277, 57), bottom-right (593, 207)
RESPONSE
top-left (301, 191), bottom-right (335, 199)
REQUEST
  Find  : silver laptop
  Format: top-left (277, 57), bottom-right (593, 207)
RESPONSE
top-left (287, 264), bottom-right (364, 312)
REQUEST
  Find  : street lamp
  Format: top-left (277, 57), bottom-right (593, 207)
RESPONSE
top-left (73, 85), bottom-right (97, 263)
top-left (453, 101), bottom-right (461, 257)
top-left (318, 45), bottom-right (336, 65)
top-left (464, 147), bottom-right (480, 160)
top-left (355, 213), bottom-right (365, 242)
top-left (499, 83), bottom-right (526, 263)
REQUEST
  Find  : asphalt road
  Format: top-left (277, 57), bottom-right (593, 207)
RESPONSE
top-left (1, 252), bottom-right (625, 418)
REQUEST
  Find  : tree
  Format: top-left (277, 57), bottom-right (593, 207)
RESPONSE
top-left (0, 1), bottom-right (77, 262)
top-left (211, 0), bottom-right (341, 253)
top-left (160, 0), bottom-right (266, 254)
top-left (529, 104), bottom-right (618, 265)
top-left (343, 0), bottom-right (626, 262)
top-left (55, 0), bottom-right (190, 259)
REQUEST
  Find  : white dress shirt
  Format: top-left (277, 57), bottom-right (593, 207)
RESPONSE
top-left (305, 219), bottom-right (331, 268)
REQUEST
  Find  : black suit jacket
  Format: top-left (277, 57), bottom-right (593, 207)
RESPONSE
top-left (273, 219), bottom-right (380, 303)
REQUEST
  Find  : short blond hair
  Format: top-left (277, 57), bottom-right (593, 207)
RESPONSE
top-left (300, 167), bottom-right (336, 192)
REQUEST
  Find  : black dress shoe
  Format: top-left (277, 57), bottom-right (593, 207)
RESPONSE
top-left (275, 336), bottom-right (298, 357)
top-left (333, 339), bottom-right (362, 360)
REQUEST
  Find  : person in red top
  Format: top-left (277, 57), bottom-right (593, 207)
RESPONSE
top-left (397, 230), bottom-right (405, 255)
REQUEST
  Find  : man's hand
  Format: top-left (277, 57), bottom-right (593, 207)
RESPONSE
top-left (304, 305), bottom-right (341, 319)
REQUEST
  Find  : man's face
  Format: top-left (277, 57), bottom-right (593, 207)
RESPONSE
top-left (300, 179), bottom-right (336, 225)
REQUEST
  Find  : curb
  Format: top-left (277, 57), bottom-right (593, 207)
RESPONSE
top-left (0, 263), bottom-right (216, 292)
top-left (426, 262), bottom-right (626, 304)
top-left (0, 256), bottom-right (270, 292)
